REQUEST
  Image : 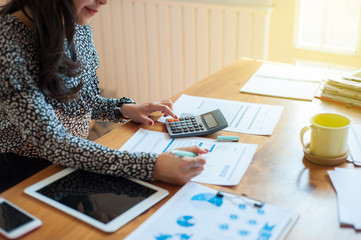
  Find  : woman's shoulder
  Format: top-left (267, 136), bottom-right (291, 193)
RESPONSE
top-left (0, 14), bottom-right (36, 64)
top-left (74, 24), bottom-right (99, 68)
top-left (0, 14), bottom-right (33, 46)
top-left (0, 15), bottom-right (38, 98)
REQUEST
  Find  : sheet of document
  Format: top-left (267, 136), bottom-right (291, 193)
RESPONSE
top-left (119, 129), bottom-right (258, 185)
top-left (158, 94), bottom-right (284, 135)
top-left (328, 168), bottom-right (361, 230)
top-left (348, 124), bottom-right (361, 164)
top-left (125, 182), bottom-right (298, 240)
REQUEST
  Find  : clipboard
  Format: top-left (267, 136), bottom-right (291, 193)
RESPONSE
top-left (125, 182), bottom-right (299, 240)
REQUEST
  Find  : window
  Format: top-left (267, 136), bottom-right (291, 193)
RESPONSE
top-left (294, 0), bottom-right (361, 55)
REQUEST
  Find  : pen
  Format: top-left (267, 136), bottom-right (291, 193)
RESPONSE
top-left (217, 136), bottom-right (239, 142)
top-left (168, 150), bottom-right (198, 157)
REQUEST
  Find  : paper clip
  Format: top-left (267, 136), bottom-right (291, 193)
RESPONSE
top-left (216, 191), bottom-right (264, 208)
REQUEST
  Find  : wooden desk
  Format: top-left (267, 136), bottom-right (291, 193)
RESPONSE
top-left (1, 59), bottom-right (361, 240)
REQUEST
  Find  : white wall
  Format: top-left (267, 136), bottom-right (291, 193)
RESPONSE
top-left (170, 0), bottom-right (273, 7)
top-left (91, 0), bottom-right (272, 102)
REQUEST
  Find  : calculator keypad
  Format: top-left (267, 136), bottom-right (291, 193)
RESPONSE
top-left (166, 116), bottom-right (206, 136)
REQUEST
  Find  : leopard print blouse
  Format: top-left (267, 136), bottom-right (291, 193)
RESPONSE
top-left (0, 14), bottom-right (157, 181)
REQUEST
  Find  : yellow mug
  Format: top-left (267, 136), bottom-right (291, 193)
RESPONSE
top-left (300, 113), bottom-right (351, 158)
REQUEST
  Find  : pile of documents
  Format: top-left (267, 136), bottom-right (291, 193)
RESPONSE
top-left (319, 71), bottom-right (361, 108)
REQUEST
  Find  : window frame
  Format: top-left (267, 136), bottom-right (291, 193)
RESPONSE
top-left (293, 0), bottom-right (361, 56)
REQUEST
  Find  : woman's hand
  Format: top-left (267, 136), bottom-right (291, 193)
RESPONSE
top-left (152, 146), bottom-right (208, 185)
top-left (121, 99), bottom-right (176, 126)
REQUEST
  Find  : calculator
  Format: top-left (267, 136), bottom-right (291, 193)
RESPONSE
top-left (165, 109), bottom-right (228, 138)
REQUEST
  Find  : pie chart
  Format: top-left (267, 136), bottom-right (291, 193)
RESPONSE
top-left (177, 215), bottom-right (195, 227)
top-left (190, 193), bottom-right (223, 210)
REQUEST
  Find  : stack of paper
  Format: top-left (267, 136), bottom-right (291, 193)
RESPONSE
top-left (318, 74), bottom-right (361, 108)
top-left (328, 168), bottom-right (361, 229)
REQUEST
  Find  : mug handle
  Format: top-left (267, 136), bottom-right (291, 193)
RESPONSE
top-left (300, 126), bottom-right (311, 152)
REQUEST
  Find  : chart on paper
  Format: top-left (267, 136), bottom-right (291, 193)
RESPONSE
top-left (125, 182), bottom-right (298, 240)
top-left (120, 129), bottom-right (257, 185)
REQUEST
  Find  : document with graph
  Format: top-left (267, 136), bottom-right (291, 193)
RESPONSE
top-left (240, 63), bottom-right (326, 101)
top-left (120, 129), bottom-right (258, 186)
top-left (125, 182), bottom-right (298, 240)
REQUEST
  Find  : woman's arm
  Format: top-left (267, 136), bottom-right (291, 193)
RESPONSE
top-left (3, 89), bottom-right (206, 184)
top-left (3, 89), bottom-right (156, 180)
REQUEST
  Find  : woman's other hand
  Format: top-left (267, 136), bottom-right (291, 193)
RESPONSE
top-left (121, 99), bottom-right (176, 126)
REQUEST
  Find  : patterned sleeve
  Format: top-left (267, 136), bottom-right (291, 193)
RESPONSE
top-left (91, 95), bottom-right (136, 123)
top-left (2, 89), bottom-right (157, 181)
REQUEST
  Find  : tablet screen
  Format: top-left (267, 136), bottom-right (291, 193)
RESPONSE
top-left (36, 170), bottom-right (156, 224)
top-left (25, 168), bottom-right (168, 232)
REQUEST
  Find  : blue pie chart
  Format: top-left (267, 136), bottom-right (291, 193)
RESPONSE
top-left (190, 193), bottom-right (223, 210)
top-left (177, 216), bottom-right (195, 227)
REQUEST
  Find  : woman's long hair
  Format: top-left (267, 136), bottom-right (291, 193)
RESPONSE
top-left (0, 0), bottom-right (83, 101)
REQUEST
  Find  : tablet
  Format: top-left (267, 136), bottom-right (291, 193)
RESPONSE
top-left (25, 168), bottom-right (168, 233)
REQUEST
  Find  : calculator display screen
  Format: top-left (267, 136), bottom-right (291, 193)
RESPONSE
top-left (203, 113), bottom-right (219, 129)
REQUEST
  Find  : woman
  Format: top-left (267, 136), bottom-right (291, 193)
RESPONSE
top-left (0, 0), bottom-right (207, 192)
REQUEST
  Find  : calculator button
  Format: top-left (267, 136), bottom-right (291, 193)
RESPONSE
top-left (179, 117), bottom-right (184, 120)
top-left (168, 119), bottom-right (173, 122)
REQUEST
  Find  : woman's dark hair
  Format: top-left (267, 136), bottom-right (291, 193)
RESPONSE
top-left (0, 0), bottom-right (83, 101)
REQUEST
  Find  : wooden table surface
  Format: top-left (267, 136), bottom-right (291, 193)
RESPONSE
top-left (1, 59), bottom-right (361, 240)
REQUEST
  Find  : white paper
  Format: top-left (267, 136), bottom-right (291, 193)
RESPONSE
top-left (158, 94), bottom-right (284, 135)
top-left (120, 129), bottom-right (258, 185)
top-left (328, 168), bottom-right (361, 229)
top-left (348, 124), bottom-right (361, 164)
top-left (125, 182), bottom-right (298, 240)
